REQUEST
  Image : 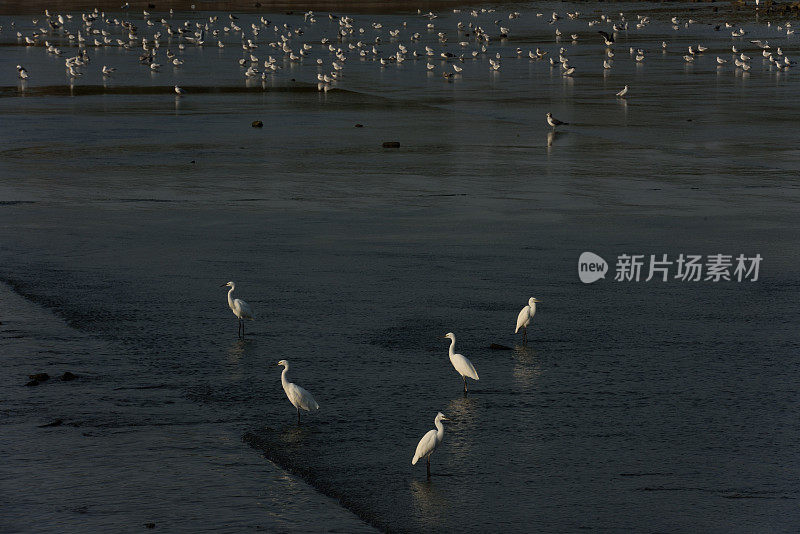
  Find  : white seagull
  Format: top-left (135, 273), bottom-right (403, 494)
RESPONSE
top-left (546, 112), bottom-right (568, 129)
top-left (616, 85), bottom-right (629, 97)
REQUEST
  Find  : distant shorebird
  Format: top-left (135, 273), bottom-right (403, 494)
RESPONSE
top-left (616, 84), bottom-right (629, 97)
top-left (598, 30), bottom-right (614, 46)
top-left (3, 5), bottom-right (793, 114)
top-left (515, 297), bottom-right (540, 344)
top-left (174, 84), bottom-right (186, 95)
top-left (412, 412), bottom-right (449, 478)
top-left (277, 360), bottom-right (319, 424)
top-left (546, 112), bottom-right (568, 129)
top-left (221, 281), bottom-right (255, 338)
top-left (443, 332), bottom-right (479, 393)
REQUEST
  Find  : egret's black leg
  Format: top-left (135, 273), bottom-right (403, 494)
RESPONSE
top-left (242, 320), bottom-right (245, 338)
top-left (426, 458), bottom-right (431, 478)
top-left (463, 376), bottom-right (468, 393)
top-left (297, 407), bottom-right (301, 425)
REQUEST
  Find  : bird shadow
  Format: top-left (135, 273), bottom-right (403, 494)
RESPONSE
top-left (276, 423), bottom-right (315, 445)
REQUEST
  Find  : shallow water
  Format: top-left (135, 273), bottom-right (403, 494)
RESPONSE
top-left (1, 3), bottom-right (799, 533)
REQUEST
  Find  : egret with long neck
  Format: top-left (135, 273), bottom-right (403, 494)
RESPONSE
top-left (277, 359), bottom-right (319, 424)
top-left (515, 297), bottom-right (540, 345)
top-left (221, 281), bottom-right (255, 338)
top-left (443, 332), bottom-right (479, 393)
top-left (412, 412), bottom-right (449, 478)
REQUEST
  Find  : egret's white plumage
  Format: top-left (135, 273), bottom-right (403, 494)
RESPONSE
top-left (221, 281), bottom-right (254, 337)
top-left (412, 411), bottom-right (449, 478)
top-left (277, 359), bottom-right (319, 423)
top-left (444, 332), bottom-right (479, 392)
top-left (515, 297), bottom-right (540, 344)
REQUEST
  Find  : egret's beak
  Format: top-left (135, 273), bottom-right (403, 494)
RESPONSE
top-left (441, 416), bottom-right (450, 421)
top-left (220, 283), bottom-right (228, 287)
top-left (533, 298), bottom-right (541, 302)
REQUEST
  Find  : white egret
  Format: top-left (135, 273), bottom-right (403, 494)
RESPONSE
top-left (515, 297), bottom-right (540, 344)
top-left (277, 360), bottom-right (319, 424)
top-left (221, 281), bottom-right (255, 338)
top-left (443, 333), bottom-right (479, 393)
top-left (412, 411), bottom-right (449, 478)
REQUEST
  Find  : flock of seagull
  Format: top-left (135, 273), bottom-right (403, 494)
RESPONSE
top-left (223, 281), bottom-right (540, 477)
top-left (5, 5), bottom-right (797, 131)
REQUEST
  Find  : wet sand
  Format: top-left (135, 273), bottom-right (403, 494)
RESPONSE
top-left (0, 282), bottom-right (378, 533)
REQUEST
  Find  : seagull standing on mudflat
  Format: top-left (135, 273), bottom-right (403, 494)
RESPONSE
top-left (546, 112), bottom-right (568, 129)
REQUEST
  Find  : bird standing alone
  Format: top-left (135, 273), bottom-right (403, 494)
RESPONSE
top-left (221, 281), bottom-right (255, 338)
top-left (412, 412), bottom-right (449, 478)
top-left (515, 297), bottom-right (540, 344)
top-left (443, 333), bottom-right (479, 393)
top-left (546, 112), bottom-right (568, 129)
top-left (277, 359), bottom-right (319, 424)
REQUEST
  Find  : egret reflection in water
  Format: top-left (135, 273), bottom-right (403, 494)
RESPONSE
top-left (410, 479), bottom-right (449, 528)
top-left (227, 338), bottom-right (246, 363)
top-left (445, 395), bottom-right (480, 461)
top-left (512, 346), bottom-right (543, 389)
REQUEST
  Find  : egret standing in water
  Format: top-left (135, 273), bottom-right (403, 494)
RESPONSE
top-left (443, 333), bottom-right (479, 393)
top-left (277, 359), bottom-right (319, 424)
top-left (515, 297), bottom-right (540, 345)
top-left (221, 281), bottom-right (255, 338)
top-left (412, 411), bottom-right (449, 478)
